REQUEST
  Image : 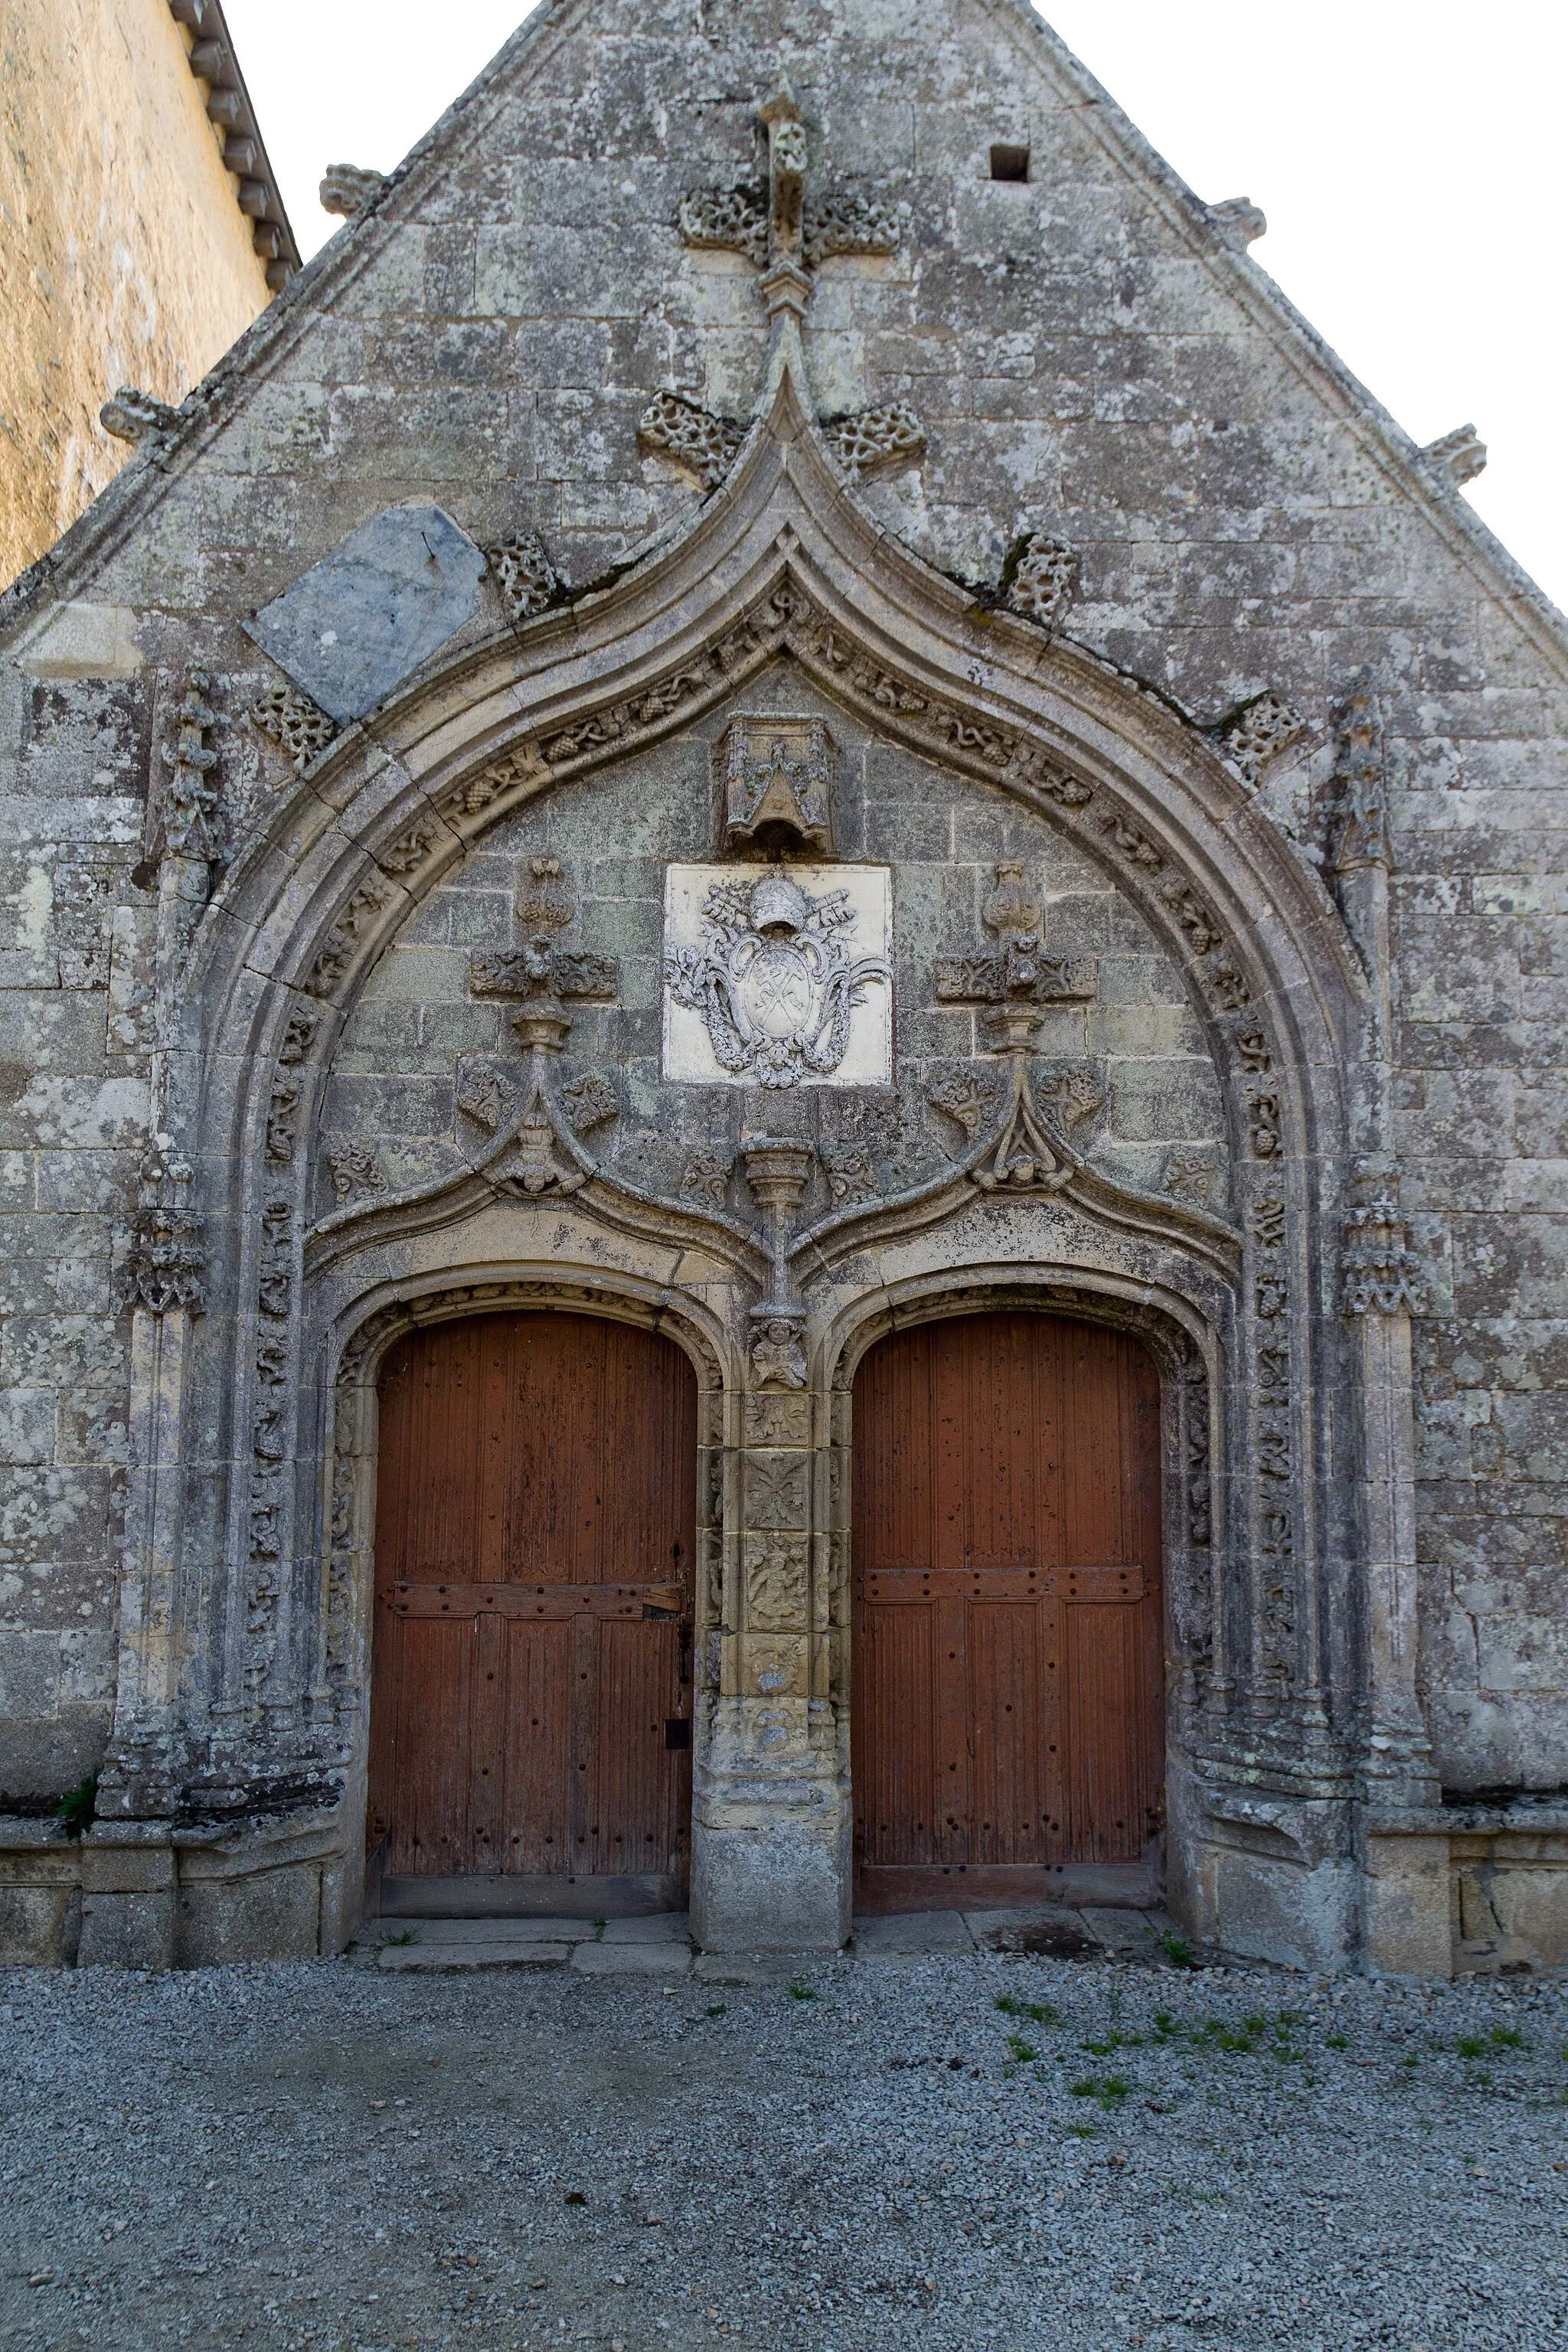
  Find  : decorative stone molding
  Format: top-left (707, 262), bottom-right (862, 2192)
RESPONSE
top-left (1210, 197), bottom-right (1267, 250)
top-left (926, 1067), bottom-right (995, 1137)
top-left (680, 183), bottom-right (770, 264)
top-left (250, 681), bottom-right (336, 773)
top-left (161, 670), bottom-right (224, 861)
top-left (998, 532), bottom-right (1077, 632)
top-left (318, 164), bottom-right (387, 217)
top-left (265, 1076), bottom-right (299, 1165)
top-left (1164, 1150), bottom-right (1217, 1207)
top-left (122, 1154), bottom-right (206, 1315)
top-left (820, 1145), bottom-right (875, 1204)
top-left (1421, 424), bottom-right (1487, 489)
top-left (820, 401), bottom-right (925, 479)
top-left (1246, 1087), bottom-right (1282, 1158)
top-left (1343, 1194), bottom-right (1426, 1318)
top-left (682, 1148), bottom-right (734, 1204)
top-left (1215, 691), bottom-right (1306, 786)
top-left (560, 1073), bottom-right (619, 1131)
top-left (327, 1142), bottom-right (385, 1204)
top-left (1331, 688), bottom-right (1392, 873)
top-left (100, 386), bottom-right (181, 446)
top-left (716, 714), bottom-right (837, 854)
top-left (485, 531), bottom-right (563, 625)
top-left (638, 391), bottom-right (746, 490)
top-left (304, 875), bottom-right (397, 999)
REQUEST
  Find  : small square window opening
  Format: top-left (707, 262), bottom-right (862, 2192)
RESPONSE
top-left (989, 143), bottom-right (1031, 183)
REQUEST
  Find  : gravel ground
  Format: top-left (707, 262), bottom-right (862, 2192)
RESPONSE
top-left (2, 1941), bottom-right (1566, 2352)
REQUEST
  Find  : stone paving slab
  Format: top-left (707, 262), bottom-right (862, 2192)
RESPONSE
top-left (379, 1914), bottom-right (599, 1943)
top-left (377, 1940), bottom-right (572, 1971)
top-left (601, 1913), bottom-right (691, 1942)
top-left (852, 1911), bottom-right (977, 1955)
top-left (570, 1941), bottom-right (692, 1976)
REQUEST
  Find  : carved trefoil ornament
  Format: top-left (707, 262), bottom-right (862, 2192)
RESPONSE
top-left (663, 864), bottom-right (891, 1087)
top-left (717, 714), bottom-right (836, 854)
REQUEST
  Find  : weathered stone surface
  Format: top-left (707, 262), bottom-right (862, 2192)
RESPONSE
top-left (0, 0), bottom-right (1562, 1977)
top-left (247, 503), bottom-right (487, 724)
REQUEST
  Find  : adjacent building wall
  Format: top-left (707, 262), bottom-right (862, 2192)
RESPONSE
top-left (0, 0), bottom-right (274, 586)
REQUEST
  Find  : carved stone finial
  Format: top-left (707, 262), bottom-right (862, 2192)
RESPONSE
top-left (637, 390), bottom-right (746, 490)
top-left (758, 77), bottom-right (807, 266)
top-left (485, 531), bottom-right (563, 624)
top-left (161, 670), bottom-right (224, 862)
top-left (1210, 198), bottom-right (1267, 250)
top-left (1331, 686), bottom-right (1392, 874)
top-left (998, 532), bottom-right (1077, 632)
top-left (934, 909), bottom-right (1096, 1051)
top-left (678, 81), bottom-right (901, 289)
top-left (1421, 424), bottom-right (1487, 490)
top-left (250, 681), bottom-right (337, 773)
top-left (717, 715), bottom-right (836, 854)
top-left (1215, 691), bottom-right (1306, 786)
top-left (319, 164), bottom-right (387, 217)
top-left (100, 386), bottom-right (181, 445)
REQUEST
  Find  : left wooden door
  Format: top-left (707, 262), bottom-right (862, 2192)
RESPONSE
top-left (367, 1312), bottom-right (697, 1903)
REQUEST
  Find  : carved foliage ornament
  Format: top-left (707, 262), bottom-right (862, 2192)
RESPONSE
top-left (122, 1152), bottom-right (206, 1316)
top-left (485, 531), bottom-right (564, 625)
top-left (250, 681), bottom-right (336, 773)
top-left (1215, 691), bottom-right (1306, 786)
top-left (665, 871), bottom-right (889, 1089)
top-left (1343, 1194), bottom-right (1426, 1318)
top-left (637, 392), bottom-right (746, 491)
top-left (998, 532), bottom-right (1078, 633)
top-left (162, 670), bottom-right (224, 862)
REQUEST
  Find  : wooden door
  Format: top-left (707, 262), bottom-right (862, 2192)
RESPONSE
top-left (851, 1312), bottom-right (1163, 1909)
top-left (368, 1312), bottom-right (697, 1903)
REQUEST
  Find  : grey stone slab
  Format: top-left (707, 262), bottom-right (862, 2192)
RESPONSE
top-left (379, 1915), bottom-right (598, 1943)
top-left (963, 1908), bottom-right (1098, 1957)
top-left (600, 1913), bottom-right (691, 1942)
top-left (246, 503), bottom-right (486, 724)
top-left (377, 1939), bottom-right (571, 1971)
top-left (1077, 1906), bottom-right (1161, 1955)
top-left (851, 1912), bottom-right (976, 1955)
top-left (570, 1941), bottom-right (691, 1977)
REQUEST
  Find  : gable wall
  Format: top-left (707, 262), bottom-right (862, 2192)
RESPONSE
top-left (0, 0), bottom-right (1562, 1807)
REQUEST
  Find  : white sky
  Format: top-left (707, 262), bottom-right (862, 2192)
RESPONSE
top-left (224, 0), bottom-right (1567, 612)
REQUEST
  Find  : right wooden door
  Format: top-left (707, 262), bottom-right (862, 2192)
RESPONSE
top-left (851, 1312), bottom-right (1164, 1909)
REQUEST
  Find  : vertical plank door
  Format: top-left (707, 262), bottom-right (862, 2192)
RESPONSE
top-left (368, 1312), bottom-right (697, 1906)
top-left (852, 1312), bottom-right (1163, 1909)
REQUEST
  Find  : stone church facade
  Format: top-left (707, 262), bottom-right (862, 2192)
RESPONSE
top-left (0, 0), bottom-right (1563, 1975)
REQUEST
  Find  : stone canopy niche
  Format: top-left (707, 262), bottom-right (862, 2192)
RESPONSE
top-left (717, 713), bottom-right (836, 854)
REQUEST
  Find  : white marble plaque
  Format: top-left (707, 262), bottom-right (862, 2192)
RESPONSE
top-left (662, 863), bottom-right (892, 1088)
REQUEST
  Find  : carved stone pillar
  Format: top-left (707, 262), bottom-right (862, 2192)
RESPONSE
top-left (691, 1138), bottom-right (848, 1952)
